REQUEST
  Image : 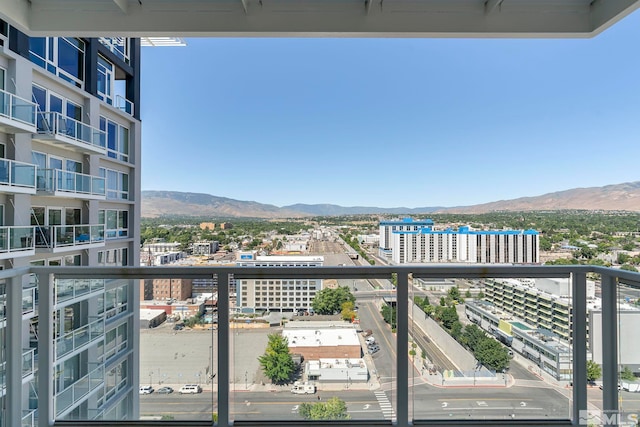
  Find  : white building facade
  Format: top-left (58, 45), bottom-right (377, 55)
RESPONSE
top-left (379, 218), bottom-right (539, 264)
top-left (235, 254), bottom-right (323, 313)
top-left (0, 26), bottom-right (141, 425)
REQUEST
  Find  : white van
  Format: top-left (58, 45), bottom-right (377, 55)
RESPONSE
top-left (366, 336), bottom-right (376, 345)
top-left (179, 384), bottom-right (202, 394)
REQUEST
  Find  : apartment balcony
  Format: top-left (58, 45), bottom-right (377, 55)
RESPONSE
top-left (0, 226), bottom-right (36, 260)
top-left (33, 112), bottom-right (106, 155)
top-left (115, 95), bottom-right (135, 116)
top-left (0, 264), bottom-right (636, 427)
top-left (55, 318), bottom-right (105, 359)
top-left (35, 224), bottom-right (105, 253)
top-left (0, 88), bottom-right (37, 134)
top-left (0, 158), bottom-right (37, 195)
top-left (55, 364), bottom-right (105, 418)
top-left (36, 169), bottom-right (106, 200)
top-left (22, 409), bottom-right (37, 427)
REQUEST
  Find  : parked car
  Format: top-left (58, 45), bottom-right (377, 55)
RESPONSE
top-left (156, 386), bottom-right (174, 394)
top-left (368, 345), bottom-right (380, 354)
top-left (139, 386), bottom-right (154, 395)
top-left (173, 323), bottom-right (185, 331)
top-left (179, 384), bottom-right (202, 394)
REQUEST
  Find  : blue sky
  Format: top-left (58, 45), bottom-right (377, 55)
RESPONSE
top-left (140, 9), bottom-right (640, 208)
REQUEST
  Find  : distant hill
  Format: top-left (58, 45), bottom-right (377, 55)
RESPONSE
top-left (438, 181), bottom-right (640, 214)
top-left (281, 204), bottom-right (444, 216)
top-left (141, 191), bottom-right (308, 219)
top-left (141, 181), bottom-right (640, 218)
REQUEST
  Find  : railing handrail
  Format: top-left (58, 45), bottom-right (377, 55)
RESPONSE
top-left (36, 111), bottom-right (106, 149)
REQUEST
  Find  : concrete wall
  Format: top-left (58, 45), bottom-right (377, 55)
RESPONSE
top-left (411, 302), bottom-right (477, 371)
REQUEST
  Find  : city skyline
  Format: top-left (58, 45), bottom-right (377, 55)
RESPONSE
top-left (140, 8), bottom-right (640, 208)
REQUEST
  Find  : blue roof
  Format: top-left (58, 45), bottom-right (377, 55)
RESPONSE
top-left (380, 218), bottom-right (434, 226)
top-left (393, 226), bottom-right (539, 236)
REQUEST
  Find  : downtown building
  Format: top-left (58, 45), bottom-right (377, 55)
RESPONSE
top-left (466, 278), bottom-right (640, 380)
top-left (235, 252), bottom-right (323, 313)
top-left (1, 25), bottom-right (141, 424)
top-left (379, 218), bottom-right (539, 264)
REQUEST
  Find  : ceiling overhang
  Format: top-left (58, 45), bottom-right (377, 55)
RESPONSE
top-left (1, 0), bottom-right (640, 38)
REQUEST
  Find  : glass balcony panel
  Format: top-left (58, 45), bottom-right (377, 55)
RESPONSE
top-left (22, 287), bottom-right (36, 314)
top-left (22, 348), bottom-right (35, 377)
top-left (139, 274), bottom-right (216, 421)
top-left (36, 112), bottom-right (106, 150)
top-left (22, 409), bottom-right (36, 427)
top-left (12, 94), bottom-right (37, 125)
top-left (0, 88), bottom-right (36, 125)
top-left (7, 160), bottom-right (36, 188)
top-left (411, 276), bottom-right (572, 423)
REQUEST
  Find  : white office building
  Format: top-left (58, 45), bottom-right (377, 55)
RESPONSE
top-left (236, 254), bottom-right (323, 313)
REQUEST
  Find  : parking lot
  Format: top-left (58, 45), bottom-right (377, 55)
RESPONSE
top-left (140, 322), bottom-right (271, 390)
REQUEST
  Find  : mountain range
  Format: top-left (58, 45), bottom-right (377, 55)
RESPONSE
top-left (141, 181), bottom-right (640, 218)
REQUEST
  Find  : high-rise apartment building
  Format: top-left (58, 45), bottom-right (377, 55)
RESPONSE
top-left (1, 24), bottom-right (141, 424)
top-left (379, 218), bottom-right (539, 264)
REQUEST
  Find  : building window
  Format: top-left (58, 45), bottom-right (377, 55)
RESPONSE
top-left (97, 56), bottom-right (114, 105)
top-left (98, 37), bottom-right (130, 64)
top-left (29, 37), bottom-right (85, 88)
top-left (99, 209), bottom-right (129, 239)
top-left (100, 167), bottom-right (129, 200)
top-left (100, 117), bottom-right (130, 162)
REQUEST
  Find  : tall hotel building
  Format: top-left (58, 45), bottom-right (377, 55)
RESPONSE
top-left (1, 23), bottom-right (140, 424)
top-left (379, 218), bottom-right (539, 264)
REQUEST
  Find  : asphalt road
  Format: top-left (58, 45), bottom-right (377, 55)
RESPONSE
top-left (139, 383), bottom-right (575, 422)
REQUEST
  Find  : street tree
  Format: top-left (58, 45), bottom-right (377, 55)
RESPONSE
top-left (340, 301), bottom-right (357, 322)
top-left (587, 360), bottom-right (601, 382)
top-left (475, 339), bottom-right (510, 372)
top-left (311, 286), bottom-right (355, 315)
top-left (298, 397), bottom-right (350, 420)
top-left (258, 334), bottom-right (295, 384)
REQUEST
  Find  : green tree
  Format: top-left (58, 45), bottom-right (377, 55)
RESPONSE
top-left (439, 297), bottom-right (446, 306)
top-left (475, 339), bottom-right (510, 372)
top-left (465, 289), bottom-right (472, 299)
top-left (450, 320), bottom-right (463, 339)
top-left (311, 286), bottom-right (355, 315)
top-left (448, 286), bottom-right (461, 302)
top-left (477, 291), bottom-right (485, 300)
top-left (587, 360), bottom-right (601, 382)
top-left (620, 365), bottom-right (636, 381)
top-left (340, 301), bottom-right (357, 322)
top-left (620, 264), bottom-right (639, 272)
top-left (258, 334), bottom-right (295, 384)
top-left (381, 305), bottom-right (397, 330)
top-left (461, 324), bottom-right (486, 352)
top-left (298, 397), bottom-right (350, 420)
top-left (440, 306), bottom-right (459, 330)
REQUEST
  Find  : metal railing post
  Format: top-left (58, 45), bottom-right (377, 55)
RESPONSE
top-left (601, 273), bottom-right (619, 418)
top-left (572, 271), bottom-right (587, 425)
top-left (397, 270), bottom-right (409, 426)
top-left (217, 272), bottom-right (230, 427)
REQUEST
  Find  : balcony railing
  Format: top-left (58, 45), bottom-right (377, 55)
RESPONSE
top-left (22, 286), bottom-right (37, 315)
top-left (0, 226), bottom-right (35, 257)
top-left (22, 409), bottom-right (37, 427)
top-left (34, 225), bottom-right (105, 250)
top-left (0, 88), bottom-right (37, 133)
top-left (0, 264), bottom-right (636, 427)
top-left (114, 95), bottom-right (134, 116)
top-left (34, 112), bottom-right (106, 154)
top-left (36, 168), bottom-right (106, 199)
top-left (0, 158), bottom-right (37, 192)
top-left (22, 348), bottom-right (36, 378)
top-left (55, 364), bottom-right (105, 417)
top-left (55, 318), bottom-right (105, 359)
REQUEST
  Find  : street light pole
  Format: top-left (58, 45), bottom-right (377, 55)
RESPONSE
top-left (245, 371), bottom-right (248, 390)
